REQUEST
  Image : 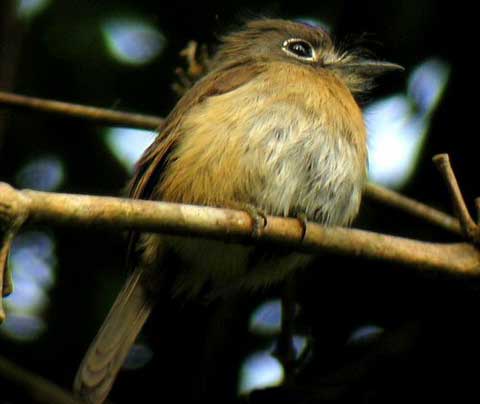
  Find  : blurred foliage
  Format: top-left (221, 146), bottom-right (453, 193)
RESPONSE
top-left (1, 0), bottom-right (479, 403)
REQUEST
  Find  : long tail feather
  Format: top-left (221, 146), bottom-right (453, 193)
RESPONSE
top-left (74, 265), bottom-right (154, 404)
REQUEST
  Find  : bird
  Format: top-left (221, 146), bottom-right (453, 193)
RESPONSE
top-left (74, 18), bottom-right (402, 403)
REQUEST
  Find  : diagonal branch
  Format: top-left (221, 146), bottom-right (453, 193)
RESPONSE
top-left (0, 354), bottom-right (84, 404)
top-left (0, 90), bottom-right (461, 235)
top-left (364, 182), bottom-right (461, 235)
top-left (0, 91), bottom-right (164, 129)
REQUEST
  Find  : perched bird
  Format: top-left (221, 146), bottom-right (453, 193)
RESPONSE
top-left (74, 18), bottom-right (402, 403)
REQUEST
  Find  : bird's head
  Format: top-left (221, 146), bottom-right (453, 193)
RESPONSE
top-left (211, 19), bottom-right (403, 95)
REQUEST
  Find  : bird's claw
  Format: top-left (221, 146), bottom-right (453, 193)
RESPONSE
top-left (246, 206), bottom-right (267, 239)
top-left (296, 213), bottom-right (308, 241)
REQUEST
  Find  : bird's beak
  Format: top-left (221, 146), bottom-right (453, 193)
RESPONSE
top-left (334, 58), bottom-right (405, 77)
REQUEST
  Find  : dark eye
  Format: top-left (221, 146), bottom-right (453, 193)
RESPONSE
top-left (282, 38), bottom-right (316, 61)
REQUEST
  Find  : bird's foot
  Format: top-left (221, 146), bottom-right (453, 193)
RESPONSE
top-left (226, 202), bottom-right (267, 239)
top-left (295, 213), bottom-right (308, 241)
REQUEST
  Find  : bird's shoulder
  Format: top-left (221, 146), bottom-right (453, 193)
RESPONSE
top-left (128, 62), bottom-right (266, 201)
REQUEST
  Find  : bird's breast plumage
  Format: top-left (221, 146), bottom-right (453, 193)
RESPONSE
top-left (161, 62), bottom-right (367, 226)
top-left (150, 62), bottom-right (369, 296)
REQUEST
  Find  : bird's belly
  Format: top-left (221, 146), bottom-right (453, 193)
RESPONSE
top-left (163, 71), bottom-right (366, 227)
top-left (241, 103), bottom-right (366, 226)
top-left (163, 107), bottom-right (365, 297)
top-left (156, 70), bottom-right (367, 297)
top-left (165, 236), bottom-right (311, 298)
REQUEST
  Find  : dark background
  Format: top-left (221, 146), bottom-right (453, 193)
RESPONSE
top-left (1, 0), bottom-right (478, 403)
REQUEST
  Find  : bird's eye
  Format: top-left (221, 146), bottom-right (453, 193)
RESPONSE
top-left (282, 38), bottom-right (316, 61)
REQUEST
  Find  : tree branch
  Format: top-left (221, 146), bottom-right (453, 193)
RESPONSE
top-left (0, 354), bottom-right (83, 404)
top-left (433, 154), bottom-right (479, 242)
top-left (0, 91), bottom-right (164, 129)
top-left (0, 183), bottom-right (29, 321)
top-left (0, 181), bottom-right (478, 311)
top-left (364, 182), bottom-right (461, 235)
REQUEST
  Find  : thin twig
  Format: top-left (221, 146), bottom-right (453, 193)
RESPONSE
top-left (0, 91), bottom-right (164, 129)
top-left (432, 154), bottom-right (478, 240)
top-left (364, 182), bottom-right (461, 235)
top-left (0, 354), bottom-right (83, 404)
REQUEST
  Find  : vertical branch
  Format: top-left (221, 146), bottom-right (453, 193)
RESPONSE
top-left (0, 231), bottom-right (19, 321)
top-left (0, 185), bottom-right (30, 322)
top-left (433, 154), bottom-right (478, 241)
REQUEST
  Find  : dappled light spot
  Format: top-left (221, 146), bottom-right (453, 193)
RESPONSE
top-left (5, 278), bottom-right (48, 313)
top-left (249, 299), bottom-right (282, 335)
top-left (15, 155), bottom-right (64, 191)
top-left (292, 334), bottom-right (308, 359)
top-left (238, 351), bottom-right (284, 395)
top-left (104, 127), bottom-right (156, 173)
top-left (101, 17), bottom-right (166, 65)
top-left (10, 231), bottom-right (56, 289)
top-left (347, 324), bottom-right (384, 345)
top-left (1, 314), bottom-right (46, 342)
top-left (1, 231), bottom-right (56, 342)
top-left (16, 0), bottom-right (51, 20)
top-left (123, 343), bottom-right (154, 370)
top-left (366, 58), bottom-right (450, 189)
top-left (408, 59), bottom-right (450, 114)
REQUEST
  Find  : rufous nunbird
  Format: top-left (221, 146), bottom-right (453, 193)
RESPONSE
top-left (74, 18), bottom-right (402, 403)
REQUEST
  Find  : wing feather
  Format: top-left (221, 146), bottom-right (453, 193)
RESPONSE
top-left (126, 62), bottom-right (266, 261)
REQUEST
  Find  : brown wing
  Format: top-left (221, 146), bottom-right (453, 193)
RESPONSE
top-left (74, 64), bottom-right (267, 404)
top-left (126, 62), bottom-right (266, 261)
top-left (128, 62), bottom-right (265, 200)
